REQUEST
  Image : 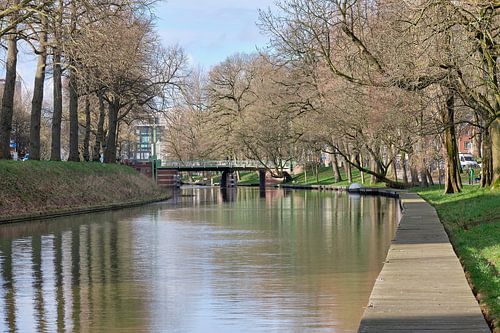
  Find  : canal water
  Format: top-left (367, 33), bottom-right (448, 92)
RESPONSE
top-left (0, 187), bottom-right (399, 332)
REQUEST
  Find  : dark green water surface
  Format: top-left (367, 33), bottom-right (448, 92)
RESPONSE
top-left (0, 187), bottom-right (399, 332)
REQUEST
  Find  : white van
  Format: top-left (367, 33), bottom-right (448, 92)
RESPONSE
top-left (459, 153), bottom-right (478, 169)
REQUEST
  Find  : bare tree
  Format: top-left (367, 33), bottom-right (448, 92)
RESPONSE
top-left (0, 1), bottom-right (19, 159)
top-left (50, 0), bottom-right (64, 161)
top-left (29, 11), bottom-right (48, 160)
top-left (257, 0), bottom-right (499, 190)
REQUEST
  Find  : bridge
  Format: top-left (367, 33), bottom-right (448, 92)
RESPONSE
top-left (160, 160), bottom-right (267, 171)
top-left (158, 160), bottom-right (270, 189)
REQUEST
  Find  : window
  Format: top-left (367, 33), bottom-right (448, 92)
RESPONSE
top-left (135, 126), bottom-right (152, 160)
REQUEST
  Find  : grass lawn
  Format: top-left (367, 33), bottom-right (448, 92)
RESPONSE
top-left (0, 160), bottom-right (168, 219)
top-left (289, 166), bottom-right (388, 187)
top-left (238, 166), bottom-right (390, 186)
top-left (416, 185), bottom-right (500, 330)
top-left (291, 166), bottom-right (357, 185)
top-left (238, 171), bottom-right (260, 184)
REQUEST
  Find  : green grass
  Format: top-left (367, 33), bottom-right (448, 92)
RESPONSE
top-left (417, 186), bottom-right (500, 329)
top-left (237, 166), bottom-right (389, 186)
top-left (238, 171), bottom-right (260, 184)
top-left (0, 160), bottom-right (169, 219)
top-left (289, 166), bottom-right (386, 187)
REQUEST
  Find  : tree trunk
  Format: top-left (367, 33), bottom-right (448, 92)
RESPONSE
top-left (331, 153), bottom-right (341, 182)
top-left (116, 121), bottom-right (121, 159)
top-left (29, 19), bottom-right (48, 161)
top-left (345, 157), bottom-right (352, 183)
top-left (491, 117), bottom-right (500, 187)
top-left (392, 158), bottom-right (398, 182)
top-left (315, 162), bottom-right (319, 183)
top-left (481, 125), bottom-right (493, 187)
top-left (426, 168), bottom-right (434, 186)
top-left (442, 93), bottom-right (461, 193)
top-left (92, 92), bottom-right (106, 161)
top-left (50, 0), bottom-right (63, 161)
top-left (370, 157), bottom-right (378, 184)
top-left (67, 69), bottom-right (79, 162)
top-left (82, 95), bottom-right (91, 161)
top-left (419, 167), bottom-right (429, 187)
top-left (50, 50), bottom-right (63, 161)
top-left (401, 152), bottom-right (409, 184)
top-left (330, 138), bottom-right (342, 182)
top-left (368, 153), bottom-right (385, 184)
top-left (104, 100), bottom-right (119, 163)
top-left (473, 113), bottom-right (482, 158)
top-left (0, 28), bottom-right (18, 160)
top-left (410, 166), bottom-right (419, 186)
top-left (359, 154), bottom-right (365, 184)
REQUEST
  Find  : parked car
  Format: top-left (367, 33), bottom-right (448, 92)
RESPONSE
top-left (459, 153), bottom-right (478, 169)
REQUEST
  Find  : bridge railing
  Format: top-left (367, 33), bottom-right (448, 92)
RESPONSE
top-left (161, 160), bottom-right (272, 169)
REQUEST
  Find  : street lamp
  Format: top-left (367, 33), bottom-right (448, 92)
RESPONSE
top-left (151, 116), bottom-right (159, 181)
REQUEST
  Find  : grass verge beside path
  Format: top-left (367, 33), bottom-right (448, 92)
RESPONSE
top-left (417, 186), bottom-right (500, 331)
top-left (0, 161), bottom-right (170, 220)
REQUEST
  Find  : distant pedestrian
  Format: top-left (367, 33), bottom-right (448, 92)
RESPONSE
top-left (468, 167), bottom-right (475, 185)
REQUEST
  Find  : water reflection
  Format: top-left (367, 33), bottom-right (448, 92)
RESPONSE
top-left (0, 188), bottom-right (399, 332)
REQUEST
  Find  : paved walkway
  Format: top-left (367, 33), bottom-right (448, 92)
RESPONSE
top-left (358, 192), bottom-right (490, 332)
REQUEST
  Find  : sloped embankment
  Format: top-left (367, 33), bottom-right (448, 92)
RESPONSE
top-left (0, 161), bottom-right (169, 221)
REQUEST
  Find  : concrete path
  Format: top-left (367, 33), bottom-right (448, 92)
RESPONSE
top-left (358, 192), bottom-right (490, 332)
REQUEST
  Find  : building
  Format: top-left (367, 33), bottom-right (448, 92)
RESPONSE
top-left (122, 117), bottom-right (166, 163)
top-left (457, 125), bottom-right (480, 157)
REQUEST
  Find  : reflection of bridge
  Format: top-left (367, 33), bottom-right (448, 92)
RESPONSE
top-left (159, 160), bottom-right (268, 189)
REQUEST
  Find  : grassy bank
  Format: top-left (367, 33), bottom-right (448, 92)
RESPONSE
top-left (0, 161), bottom-right (170, 220)
top-left (238, 166), bottom-right (385, 186)
top-left (416, 186), bottom-right (500, 331)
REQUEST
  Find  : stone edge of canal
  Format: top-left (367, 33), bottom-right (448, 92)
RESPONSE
top-left (0, 194), bottom-right (171, 225)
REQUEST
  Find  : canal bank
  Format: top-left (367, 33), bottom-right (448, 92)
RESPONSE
top-left (277, 183), bottom-right (401, 198)
top-left (0, 161), bottom-right (171, 223)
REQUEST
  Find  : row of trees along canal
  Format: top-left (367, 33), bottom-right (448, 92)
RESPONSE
top-left (165, 0), bottom-right (500, 193)
top-left (0, 0), bottom-right (186, 164)
top-left (1, 1), bottom-right (499, 194)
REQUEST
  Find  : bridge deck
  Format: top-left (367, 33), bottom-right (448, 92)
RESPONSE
top-left (159, 160), bottom-right (273, 171)
top-left (159, 166), bottom-right (265, 171)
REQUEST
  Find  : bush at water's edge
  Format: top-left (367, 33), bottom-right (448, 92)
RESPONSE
top-left (0, 161), bottom-right (170, 219)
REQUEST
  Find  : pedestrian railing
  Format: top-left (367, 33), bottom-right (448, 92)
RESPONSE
top-left (160, 160), bottom-right (294, 170)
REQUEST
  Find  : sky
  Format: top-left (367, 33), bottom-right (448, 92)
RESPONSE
top-left (3, 0), bottom-right (276, 95)
top-left (155, 0), bottom-right (275, 68)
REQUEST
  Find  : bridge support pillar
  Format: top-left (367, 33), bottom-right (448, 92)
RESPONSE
top-left (221, 170), bottom-right (236, 188)
top-left (259, 170), bottom-right (266, 192)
